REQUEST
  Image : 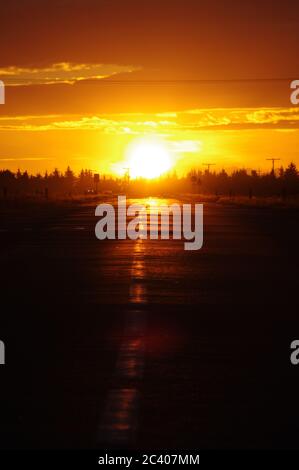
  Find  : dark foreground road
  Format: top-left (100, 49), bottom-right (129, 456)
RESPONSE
top-left (0, 198), bottom-right (299, 449)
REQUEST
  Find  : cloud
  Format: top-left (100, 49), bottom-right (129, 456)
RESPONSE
top-left (0, 114), bottom-right (176, 133)
top-left (180, 107), bottom-right (299, 129)
top-left (0, 107), bottom-right (299, 133)
top-left (0, 62), bottom-right (140, 86)
top-left (245, 108), bottom-right (299, 125)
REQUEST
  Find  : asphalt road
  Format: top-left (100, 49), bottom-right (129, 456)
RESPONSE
top-left (0, 198), bottom-right (299, 449)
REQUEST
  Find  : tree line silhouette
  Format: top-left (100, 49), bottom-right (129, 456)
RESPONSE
top-left (0, 163), bottom-right (299, 199)
top-left (187, 162), bottom-right (299, 199)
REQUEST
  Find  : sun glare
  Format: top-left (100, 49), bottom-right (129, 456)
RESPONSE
top-left (126, 139), bottom-right (172, 179)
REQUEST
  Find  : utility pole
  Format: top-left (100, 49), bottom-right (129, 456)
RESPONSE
top-left (123, 167), bottom-right (130, 183)
top-left (266, 158), bottom-right (280, 175)
top-left (203, 163), bottom-right (215, 173)
top-left (94, 173), bottom-right (100, 193)
top-left (91, 169), bottom-right (100, 193)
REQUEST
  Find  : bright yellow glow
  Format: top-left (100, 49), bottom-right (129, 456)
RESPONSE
top-left (126, 139), bottom-right (172, 179)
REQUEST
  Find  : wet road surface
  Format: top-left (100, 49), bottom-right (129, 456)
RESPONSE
top-left (0, 198), bottom-right (299, 449)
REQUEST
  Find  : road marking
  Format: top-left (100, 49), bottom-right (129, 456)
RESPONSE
top-left (98, 239), bottom-right (147, 446)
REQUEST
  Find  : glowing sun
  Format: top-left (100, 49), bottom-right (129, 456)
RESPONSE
top-left (126, 139), bottom-right (172, 179)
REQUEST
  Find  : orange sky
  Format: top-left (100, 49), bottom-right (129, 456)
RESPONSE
top-left (0, 0), bottom-right (298, 175)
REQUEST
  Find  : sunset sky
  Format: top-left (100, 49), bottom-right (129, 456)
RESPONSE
top-left (0, 0), bottom-right (299, 176)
